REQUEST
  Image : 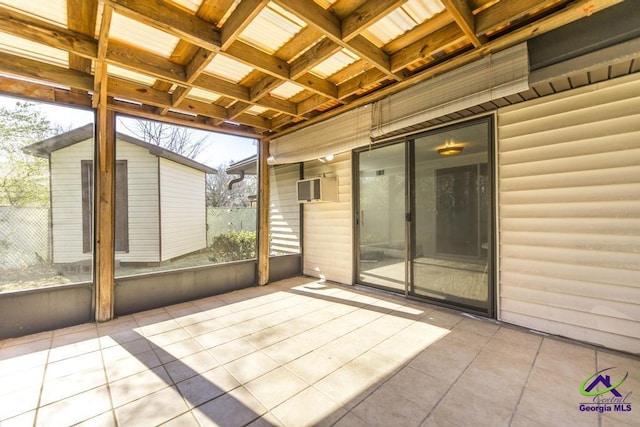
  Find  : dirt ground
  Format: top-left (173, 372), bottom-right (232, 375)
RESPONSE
top-left (0, 251), bottom-right (219, 293)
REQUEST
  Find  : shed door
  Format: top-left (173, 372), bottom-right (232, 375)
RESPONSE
top-left (82, 160), bottom-right (129, 253)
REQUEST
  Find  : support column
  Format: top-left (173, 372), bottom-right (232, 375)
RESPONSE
top-left (94, 104), bottom-right (115, 321)
top-left (257, 138), bottom-right (270, 286)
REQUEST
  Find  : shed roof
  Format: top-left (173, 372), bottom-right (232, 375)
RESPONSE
top-left (0, 0), bottom-right (626, 140)
top-left (24, 123), bottom-right (218, 174)
top-left (226, 154), bottom-right (257, 175)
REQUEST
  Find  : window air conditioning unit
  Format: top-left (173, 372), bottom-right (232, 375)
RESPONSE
top-left (297, 177), bottom-right (338, 203)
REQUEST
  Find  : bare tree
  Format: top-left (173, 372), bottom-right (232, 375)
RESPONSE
top-left (118, 118), bottom-right (208, 158)
top-left (206, 162), bottom-right (256, 207)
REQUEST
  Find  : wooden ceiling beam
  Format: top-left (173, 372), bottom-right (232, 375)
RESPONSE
top-left (109, 99), bottom-right (261, 138)
top-left (289, 38), bottom-right (342, 80)
top-left (0, 6), bottom-right (97, 59)
top-left (270, 0), bottom-right (623, 139)
top-left (221, 0), bottom-right (269, 50)
top-left (93, 5), bottom-right (113, 108)
top-left (0, 51), bottom-right (94, 92)
top-left (0, 75), bottom-right (92, 108)
top-left (67, 0), bottom-right (99, 75)
top-left (337, 68), bottom-right (387, 99)
top-left (390, 23), bottom-right (468, 72)
top-left (105, 0), bottom-right (221, 52)
top-left (441, 0), bottom-right (484, 47)
top-left (383, 11), bottom-right (454, 53)
top-left (342, 0), bottom-right (408, 42)
top-left (476, 0), bottom-right (564, 36)
top-left (272, 0), bottom-right (403, 81)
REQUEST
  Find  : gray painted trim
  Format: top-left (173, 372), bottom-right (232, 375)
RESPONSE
top-left (269, 254), bottom-right (301, 282)
top-left (0, 283), bottom-right (93, 340)
top-left (114, 260), bottom-right (257, 315)
top-left (530, 37), bottom-right (640, 85)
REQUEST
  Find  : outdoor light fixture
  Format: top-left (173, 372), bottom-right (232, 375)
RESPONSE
top-left (325, 154), bottom-right (334, 161)
top-left (438, 139), bottom-right (464, 156)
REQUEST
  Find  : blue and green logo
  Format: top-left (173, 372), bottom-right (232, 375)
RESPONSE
top-left (578, 367), bottom-right (633, 413)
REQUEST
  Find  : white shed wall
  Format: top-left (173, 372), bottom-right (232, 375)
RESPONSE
top-left (50, 139), bottom-right (92, 263)
top-left (159, 158), bottom-right (207, 261)
top-left (498, 73), bottom-right (640, 354)
top-left (50, 138), bottom-right (160, 263)
top-left (270, 164), bottom-right (300, 255)
top-left (303, 153), bottom-right (352, 284)
top-left (115, 141), bottom-right (160, 263)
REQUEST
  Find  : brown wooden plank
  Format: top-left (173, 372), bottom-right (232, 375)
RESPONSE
top-left (106, 0), bottom-right (221, 51)
top-left (194, 73), bottom-right (251, 102)
top-left (390, 23), bottom-right (467, 72)
top-left (67, 0), bottom-right (99, 75)
top-left (108, 99), bottom-right (261, 137)
top-left (0, 76), bottom-right (91, 107)
top-left (250, 76), bottom-right (284, 101)
top-left (0, 52), bottom-right (94, 91)
top-left (107, 41), bottom-right (187, 82)
top-left (95, 104), bottom-right (115, 322)
top-left (224, 41), bottom-right (289, 80)
top-left (273, 0), bottom-right (402, 80)
top-left (0, 6), bottom-right (97, 58)
top-left (342, 0), bottom-right (407, 41)
top-left (290, 38), bottom-right (341, 80)
top-left (227, 101), bottom-right (253, 120)
top-left (441, 0), bottom-right (483, 46)
top-left (294, 73), bottom-right (339, 100)
top-left (257, 138), bottom-right (270, 286)
top-left (337, 68), bottom-right (387, 99)
top-left (270, 0), bottom-right (623, 140)
top-left (476, 0), bottom-right (560, 36)
top-left (221, 0), bottom-right (269, 49)
top-left (274, 26), bottom-right (323, 61)
top-left (93, 5), bottom-right (113, 107)
top-left (384, 11), bottom-right (454, 53)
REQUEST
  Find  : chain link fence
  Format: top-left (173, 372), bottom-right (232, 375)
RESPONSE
top-left (207, 207), bottom-right (256, 246)
top-left (0, 206), bottom-right (50, 269)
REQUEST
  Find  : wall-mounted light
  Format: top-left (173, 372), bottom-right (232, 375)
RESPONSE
top-left (325, 154), bottom-right (334, 161)
top-left (438, 139), bottom-right (464, 156)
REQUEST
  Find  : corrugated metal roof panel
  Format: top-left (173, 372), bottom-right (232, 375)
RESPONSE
top-left (110, 12), bottom-right (180, 58)
top-left (310, 49), bottom-right (359, 78)
top-left (0, 0), bottom-right (67, 27)
top-left (108, 64), bottom-right (157, 86)
top-left (204, 55), bottom-right (254, 83)
top-left (247, 105), bottom-right (269, 115)
top-left (404, 0), bottom-right (445, 22)
top-left (238, 4), bottom-right (305, 54)
top-left (270, 82), bottom-right (305, 99)
top-left (187, 87), bottom-right (221, 103)
top-left (363, 0), bottom-right (445, 47)
top-left (168, 0), bottom-right (203, 14)
top-left (0, 32), bottom-right (68, 68)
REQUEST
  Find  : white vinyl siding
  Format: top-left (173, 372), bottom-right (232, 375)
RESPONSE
top-left (303, 152), bottom-right (352, 284)
top-left (159, 158), bottom-right (207, 261)
top-left (497, 73), bottom-right (640, 354)
top-left (50, 138), bottom-right (160, 263)
top-left (50, 139), bottom-right (92, 263)
top-left (115, 141), bottom-right (160, 263)
top-left (270, 164), bottom-right (300, 255)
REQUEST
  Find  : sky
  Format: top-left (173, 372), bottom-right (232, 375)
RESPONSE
top-left (0, 94), bottom-right (257, 168)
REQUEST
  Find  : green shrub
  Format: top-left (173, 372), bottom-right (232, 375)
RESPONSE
top-left (209, 230), bottom-right (256, 263)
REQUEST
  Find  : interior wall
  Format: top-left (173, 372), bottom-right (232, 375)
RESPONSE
top-left (302, 152), bottom-right (353, 285)
top-left (498, 73), bottom-right (640, 354)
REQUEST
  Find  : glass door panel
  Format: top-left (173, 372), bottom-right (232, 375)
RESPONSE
top-left (357, 143), bottom-right (406, 291)
top-left (411, 119), bottom-right (491, 312)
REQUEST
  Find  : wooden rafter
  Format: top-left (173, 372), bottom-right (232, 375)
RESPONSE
top-left (341, 0), bottom-right (408, 42)
top-left (441, 0), bottom-right (484, 47)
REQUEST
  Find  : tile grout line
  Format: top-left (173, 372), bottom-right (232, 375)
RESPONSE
top-left (507, 335), bottom-right (545, 427)
top-left (98, 325), bottom-right (120, 427)
top-left (418, 323), bottom-right (500, 426)
top-left (31, 331), bottom-right (54, 427)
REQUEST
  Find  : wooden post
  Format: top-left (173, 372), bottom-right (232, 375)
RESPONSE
top-left (94, 101), bottom-right (116, 321)
top-left (257, 138), bottom-right (270, 286)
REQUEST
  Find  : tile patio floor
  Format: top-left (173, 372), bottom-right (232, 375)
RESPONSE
top-left (0, 276), bottom-right (638, 426)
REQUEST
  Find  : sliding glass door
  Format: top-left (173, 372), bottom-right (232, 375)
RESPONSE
top-left (355, 116), bottom-right (494, 315)
top-left (410, 118), bottom-right (492, 313)
top-left (356, 143), bottom-right (406, 291)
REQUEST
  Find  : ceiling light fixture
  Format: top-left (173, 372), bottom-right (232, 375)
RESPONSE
top-left (438, 139), bottom-right (464, 156)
